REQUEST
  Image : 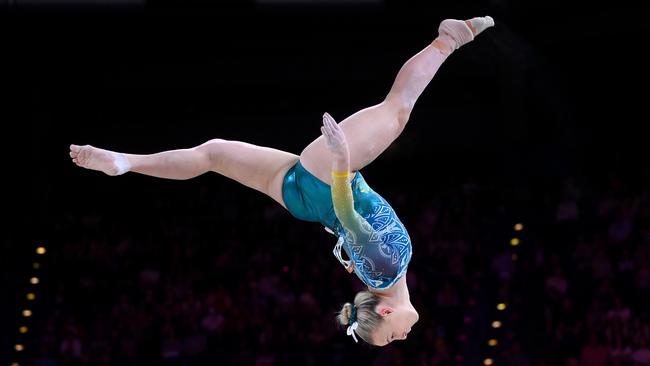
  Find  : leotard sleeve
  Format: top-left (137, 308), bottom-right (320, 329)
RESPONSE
top-left (331, 171), bottom-right (369, 238)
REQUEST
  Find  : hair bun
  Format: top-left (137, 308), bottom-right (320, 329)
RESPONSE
top-left (338, 302), bottom-right (354, 326)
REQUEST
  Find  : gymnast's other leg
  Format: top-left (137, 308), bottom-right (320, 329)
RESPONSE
top-left (69, 140), bottom-right (299, 208)
top-left (299, 16), bottom-right (494, 184)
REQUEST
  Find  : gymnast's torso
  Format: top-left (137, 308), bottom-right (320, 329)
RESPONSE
top-left (282, 161), bottom-right (412, 290)
top-left (331, 174), bottom-right (412, 289)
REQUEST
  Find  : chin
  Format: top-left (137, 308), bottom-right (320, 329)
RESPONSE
top-left (411, 307), bottom-right (420, 322)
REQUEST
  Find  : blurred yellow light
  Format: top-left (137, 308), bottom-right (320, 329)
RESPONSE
top-left (510, 238), bottom-right (520, 246)
top-left (514, 223), bottom-right (524, 231)
top-left (22, 310), bottom-right (32, 317)
top-left (491, 320), bottom-right (502, 328)
top-left (33, 262), bottom-right (40, 269)
top-left (484, 358), bottom-right (493, 366)
top-left (15, 344), bottom-right (24, 352)
top-left (11, 363), bottom-right (20, 366)
top-left (19, 326), bottom-right (28, 334)
top-left (27, 293), bottom-right (36, 301)
top-left (497, 303), bottom-right (507, 311)
top-left (30, 277), bottom-right (40, 285)
top-left (36, 247), bottom-right (46, 255)
top-left (488, 339), bottom-right (498, 346)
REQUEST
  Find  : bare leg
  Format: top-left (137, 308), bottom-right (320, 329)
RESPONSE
top-left (300, 17), bottom-right (493, 184)
top-left (70, 140), bottom-right (299, 208)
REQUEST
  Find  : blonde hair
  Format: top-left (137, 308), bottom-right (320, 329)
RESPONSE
top-left (336, 291), bottom-right (383, 345)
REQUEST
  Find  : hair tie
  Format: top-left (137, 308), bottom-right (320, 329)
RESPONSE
top-left (348, 305), bottom-right (357, 325)
top-left (346, 305), bottom-right (359, 343)
top-left (346, 321), bottom-right (359, 343)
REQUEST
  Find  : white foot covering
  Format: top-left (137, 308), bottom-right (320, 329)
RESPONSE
top-left (438, 19), bottom-right (474, 52)
top-left (467, 16), bottom-right (495, 37)
top-left (437, 16), bottom-right (494, 52)
top-left (113, 152), bottom-right (131, 175)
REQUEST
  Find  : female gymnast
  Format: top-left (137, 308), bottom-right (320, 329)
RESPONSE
top-left (69, 16), bottom-right (494, 346)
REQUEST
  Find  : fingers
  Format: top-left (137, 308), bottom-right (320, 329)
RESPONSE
top-left (321, 126), bottom-right (336, 150)
top-left (321, 113), bottom-right (335, 139)
top-left (323, 120), bottom-right (335, 138)
top-left (320, 127), bottom-right (328, 142)
top-left (321, 126), bottom-right (332, 140)
top-left (323, 120), bottom-right (335, 139)
top-left (322, 112), bottom-right (343, 140)
top-left (323, 113), bottom-right (339, 132)
top-left (346, 262), bottom-right (355, 273)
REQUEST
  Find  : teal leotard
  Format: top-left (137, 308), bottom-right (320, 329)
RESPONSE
top-left (282, 161), bottom-right (412, 289)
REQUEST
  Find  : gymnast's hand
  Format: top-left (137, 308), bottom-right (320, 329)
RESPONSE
top-left (321, 112), bottom-right (349, 163)
top-left (346, 261), bottom-right (355, 274)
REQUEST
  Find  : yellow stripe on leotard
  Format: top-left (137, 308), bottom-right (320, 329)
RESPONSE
top-left (331, 170), bottom-right (366, 235)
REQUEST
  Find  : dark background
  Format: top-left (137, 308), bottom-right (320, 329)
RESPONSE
top-left (6, 0), bottom-right (649, 219)
top-left (3, 0), bottom-right (650, 365)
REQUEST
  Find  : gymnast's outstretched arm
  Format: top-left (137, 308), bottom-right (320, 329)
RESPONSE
top-left (321, 113), bottom-right (376, 244)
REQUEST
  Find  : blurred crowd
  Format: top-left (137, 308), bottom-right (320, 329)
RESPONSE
top-left (22, 164), bottom-right (650, 366)
top-left (487, 170), bottom-right (650, 366)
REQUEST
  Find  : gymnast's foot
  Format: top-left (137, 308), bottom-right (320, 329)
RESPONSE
top-left (69, 144), bottom-right (131, 176)
top-left (465, 16), bottom-right (495, 37)
top-left (435, 16), bottom-right (494, 54)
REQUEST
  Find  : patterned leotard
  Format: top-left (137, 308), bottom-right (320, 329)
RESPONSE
top-left (330, 171), bottom-right (412, 290)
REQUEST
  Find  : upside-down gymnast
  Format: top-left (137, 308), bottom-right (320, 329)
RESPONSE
top-left (70, 16), bottom-right (495, 346)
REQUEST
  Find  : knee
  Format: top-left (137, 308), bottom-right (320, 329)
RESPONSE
top-left (397, 106), bottom-right (411, 130)
top-left (197, 138), bottom-right (228, 164)
top-left (198, 138), bottom-right (226, 152)
top-left (386, 98), bottom-right (412, 130)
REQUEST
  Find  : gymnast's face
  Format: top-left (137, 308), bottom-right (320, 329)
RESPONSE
top-left (371, 304), bottom-right (419, 346)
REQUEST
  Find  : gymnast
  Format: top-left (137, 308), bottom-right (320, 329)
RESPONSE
top-left (69, 16), bottom-right (494, 346)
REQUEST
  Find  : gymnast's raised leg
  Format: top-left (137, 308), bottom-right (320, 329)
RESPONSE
top-left (299, 16), bottom-right (494, 183)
